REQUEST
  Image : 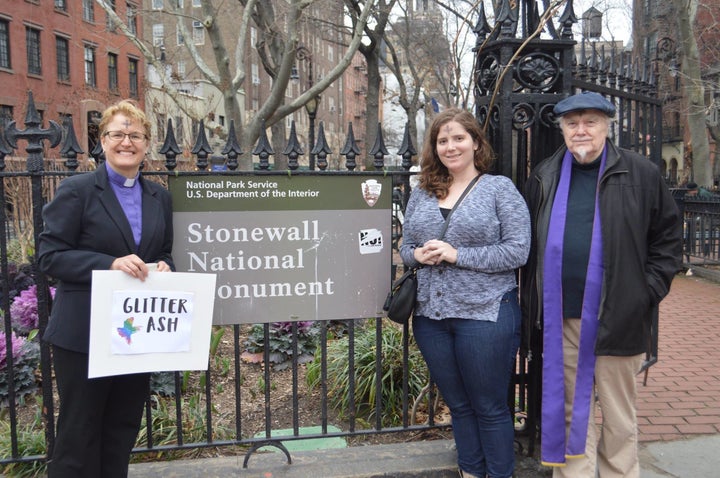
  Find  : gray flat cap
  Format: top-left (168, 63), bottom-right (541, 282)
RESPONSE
top-left (553, 92), bottom-right (616, 117)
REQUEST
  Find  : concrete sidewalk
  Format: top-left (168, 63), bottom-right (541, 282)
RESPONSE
top-left (128, 434), bottom-right (720, 477)
top-left (125, 273), bottom-right (720, 477)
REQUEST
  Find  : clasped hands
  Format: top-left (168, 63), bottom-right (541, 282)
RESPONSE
top-left (413, 239), bottom-right (457, 266)
top-left (111, 254), bottom-right (171, 281)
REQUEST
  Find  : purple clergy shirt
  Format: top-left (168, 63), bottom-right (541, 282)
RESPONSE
top-left (106, 163), bottom-right (142, 250)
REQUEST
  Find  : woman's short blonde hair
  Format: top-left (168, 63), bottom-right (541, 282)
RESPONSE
top-left (98, 99), bottom-right (151, 141)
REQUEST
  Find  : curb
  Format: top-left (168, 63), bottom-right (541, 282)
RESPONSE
top-left (129, 439), bottom-right (461, 478)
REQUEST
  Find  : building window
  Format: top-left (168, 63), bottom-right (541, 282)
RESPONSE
top-left (251, 63), bottom-right (260, 85)
top-left (54, 0), bottom-right (67, 11)
top-left (0, 20), bottom-right (10, 69)
top-left (192, 21), bottom-right (204, 45)
top-left (26, 27), bottom-right (42, 76)
top-left (152, 0), bottom-right (163, 10)
top-left (56, 36), bottom-right (70, 82)
top-left (175, 60), bottom-right (185, 79)
top-left (83, 0), bottom-right (95, 22)
top-left (108, 53), bottom-right (118, 91)
top-left (192, 0), bottom-right (201, 7)
top-left (176, 24), bottom-right (185, 45)
top-left (153, 24), bottom-right (164, 47)
top-left (157, 113), bottom-right (166, 141)
top-left (106, 0), bottom-right (117, 31)
top-left (84, 45), bottom-right (96, 86)
top-left (0, 105), bottom-right (12, 128)
top-left (127, 3), bottom-right (137, 35)
top-left (128, 58), bottom-right (138, 97)
top-left (250, 27), bottom-right (256, 48)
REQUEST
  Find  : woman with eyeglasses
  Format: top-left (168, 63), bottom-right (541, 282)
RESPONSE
top-left (38, 100), bottom-right (174, 478)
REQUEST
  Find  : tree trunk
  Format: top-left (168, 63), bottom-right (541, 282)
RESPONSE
top-left (271, 122), bottom-right (288, 170)
top-left (675, 0), bottom-right (712, 187)
top-left (364, 52), bottom-right (382, 170)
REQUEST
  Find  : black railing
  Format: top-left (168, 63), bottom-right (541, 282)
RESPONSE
top-left (2, 0), bottom-right (674, 469)
top-left (0, 91), bottom-right (533, 470)
top-left (680, 196), bottom-right (720, 265)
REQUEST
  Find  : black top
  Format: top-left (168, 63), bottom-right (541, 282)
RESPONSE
top-left (562, 156), bottom-right (601, 318)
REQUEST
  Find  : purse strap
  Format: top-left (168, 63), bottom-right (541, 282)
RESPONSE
top-left (437, 174), bottom-right (481, 240)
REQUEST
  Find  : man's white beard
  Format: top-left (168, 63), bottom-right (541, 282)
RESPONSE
top-left (574, 146), bottom-right (590, 163)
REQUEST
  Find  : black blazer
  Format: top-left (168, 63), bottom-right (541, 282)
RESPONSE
top-left (38, 164), bottom-right (174, 353)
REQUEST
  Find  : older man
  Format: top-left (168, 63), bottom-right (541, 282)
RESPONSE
top-left (521, 92), bottom-right (682, 477)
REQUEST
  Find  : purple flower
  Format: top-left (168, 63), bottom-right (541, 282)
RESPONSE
top-left (0, 330), bottom-right (26, 370)
top-left (10, 285), bottom-right (56, 335)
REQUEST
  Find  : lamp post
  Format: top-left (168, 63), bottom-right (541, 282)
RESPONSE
top-left (292, 45), bottom-right (320, 170)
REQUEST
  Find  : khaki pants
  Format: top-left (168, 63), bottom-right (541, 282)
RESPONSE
top-left (552, 319), bottom-right (644, 478)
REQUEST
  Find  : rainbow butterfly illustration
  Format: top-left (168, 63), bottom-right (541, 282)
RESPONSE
top-left (117, 317), bottom-right (141, 344)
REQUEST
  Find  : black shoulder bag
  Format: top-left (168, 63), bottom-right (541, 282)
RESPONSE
top-left (383, 175), bottom-right (480, 324)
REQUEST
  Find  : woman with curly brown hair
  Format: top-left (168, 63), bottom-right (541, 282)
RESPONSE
top-left (400, 108), bottom-right (530, 478)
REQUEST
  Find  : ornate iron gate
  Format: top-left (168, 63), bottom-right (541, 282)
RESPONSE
top-left (472, 0), bottom-right (664, 455)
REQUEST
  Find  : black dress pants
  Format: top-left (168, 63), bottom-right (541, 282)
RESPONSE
top-left (48, 346), bottom-right (150, 478)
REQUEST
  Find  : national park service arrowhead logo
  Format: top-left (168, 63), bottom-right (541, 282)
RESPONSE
top-left (361, 179), bottom-right (382, 207)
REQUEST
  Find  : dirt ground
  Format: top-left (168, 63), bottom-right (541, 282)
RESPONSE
top-left (205, 327), bottom-right (451, 446)
top-left (202, 330), bottom-right (550, 476)
top-left (6, 326), bottom-right (549, 476)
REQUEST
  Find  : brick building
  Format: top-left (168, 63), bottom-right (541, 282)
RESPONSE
top-left (0, 0), bottom-right (145, 158)
top-left (632, 0), bottom-right (720, 186)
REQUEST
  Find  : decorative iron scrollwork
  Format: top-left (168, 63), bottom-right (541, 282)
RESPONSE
top-left (515, 52), bottom-right (560, 92)
top-left (512, 103), bottom-right (536, 130)
top-left (475, 54), bottom-right (501, 96)
top-left (476, 105), bottom-right (489, 127)
top-left (488, 105), bottom-right (501, 129)
top-left (539, 103), bottom-right (558, 128)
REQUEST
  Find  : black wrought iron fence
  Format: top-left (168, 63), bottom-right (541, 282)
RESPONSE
top-left (680, 196), bottom-right (720, 265)
top-left (0, 92), bottom-right (534, 472)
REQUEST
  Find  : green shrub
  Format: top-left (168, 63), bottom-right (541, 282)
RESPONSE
top-left (133, 393), bottom-right (232, 461)
top-left (0, 404), bottom-right (47, 478)
top-left (0, 333), bottom-right (40, 406)
top-left (242, 321), bottom-right (319, 370)
top-left (306, 321), bottom-right (428, 427)
top-left (149, 372), bottom-right (178, 397)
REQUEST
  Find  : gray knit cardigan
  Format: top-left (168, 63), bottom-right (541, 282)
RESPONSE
top-left (399, 174), bottom-right (530, 322)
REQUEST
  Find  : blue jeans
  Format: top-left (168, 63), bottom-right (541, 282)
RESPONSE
top-left (413, 288), bottom-right (520, 478)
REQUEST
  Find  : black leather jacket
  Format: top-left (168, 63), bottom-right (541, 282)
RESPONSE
top-left (521, 141), bottom-right (682, 357)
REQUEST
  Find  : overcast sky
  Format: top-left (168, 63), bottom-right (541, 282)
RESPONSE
top-left (573, 0), bottom-right (633, 45)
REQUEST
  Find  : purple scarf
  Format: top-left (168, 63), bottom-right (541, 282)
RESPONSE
top-left (541, 147), bottom-right (606, 466)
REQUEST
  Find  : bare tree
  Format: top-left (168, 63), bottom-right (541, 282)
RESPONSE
top-left (382, 2), bottom-right (457, 157)
top-left (673, 0), bottom-right (713, 187)
top-left (96, 0), bottom-right (376, 169)
top-left (345, 0), bottom-right (399, 169)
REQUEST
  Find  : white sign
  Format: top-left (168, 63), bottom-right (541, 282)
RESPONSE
top-left (88, 270), bottom-right (217, 378)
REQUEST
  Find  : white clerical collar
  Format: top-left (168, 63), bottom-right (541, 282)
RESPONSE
top-left (106, 162), bottom-right (139, 188)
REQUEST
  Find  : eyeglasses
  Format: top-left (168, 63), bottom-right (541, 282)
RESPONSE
top-left (104, 131), bottom-right (148, 143)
